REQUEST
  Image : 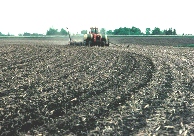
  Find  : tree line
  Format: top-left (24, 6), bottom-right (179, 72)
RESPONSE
top-left (80, 27), bottom-right (178, 35)
top-left (0, 26), bottom-right (186, 36)
top-left (105, 27), bottom-right (177, 35)
top-left (46, 28), bottom-right (68, 35)
top-left (0, 32), bottom-right (44, 36)
top-left (0, 28), bottom-right (69, 36)
top-left (0, 32), bottom-right (13, 36)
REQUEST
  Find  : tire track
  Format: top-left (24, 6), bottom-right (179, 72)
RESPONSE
top-left (0, 44), bottom-right (155, 135)
top-left (37, 51), bottom-right (155, 135)
top-left (118, 45), bottom-right (194, 135)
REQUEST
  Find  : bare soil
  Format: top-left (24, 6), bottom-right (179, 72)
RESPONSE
top-left (0, 37), bottom-right (194, 135)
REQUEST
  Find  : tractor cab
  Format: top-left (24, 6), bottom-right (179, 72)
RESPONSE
top-left (90, 27), bottom-right (98, 34)
top-left (83, 27), bottom-right (109, 46)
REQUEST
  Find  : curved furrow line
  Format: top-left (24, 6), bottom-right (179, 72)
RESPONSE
top-left (0, 45), bottom-right (155, 136)
top-left (37, 52), bottom-right (155, 135)
top-left (56, 54), bottom-right (137, 111)
top-left (0, 46), bottom-right (136, 135)
top-left (118, 45), bottom-right (194, 135)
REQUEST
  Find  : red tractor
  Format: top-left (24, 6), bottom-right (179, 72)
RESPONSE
top-left (83, 27), bottom-right (109, 46)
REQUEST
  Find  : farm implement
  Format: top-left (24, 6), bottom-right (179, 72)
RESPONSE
top-left (67, 27), bottom-right (109, 46)
top-left (66, 27), bottom-right (82, 46)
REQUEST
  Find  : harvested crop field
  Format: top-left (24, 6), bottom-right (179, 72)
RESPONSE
top-left (0, 36), bottom-right (194, 135)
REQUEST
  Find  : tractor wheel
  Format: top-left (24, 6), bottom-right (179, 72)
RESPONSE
top-left (88, 41), bottom-right (91, 47)
top-left (101, 41), bottom-right (105, 47)
top-left (105, 39), bottom-right (109, 46)
top-left (83, 41), bottom-right (86, 46)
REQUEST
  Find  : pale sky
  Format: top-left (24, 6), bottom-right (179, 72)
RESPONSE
top-left (0, 0), bottom-right (193, 35)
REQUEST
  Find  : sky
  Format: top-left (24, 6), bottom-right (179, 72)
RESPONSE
top-left (0, 0), bottom-right (193, 35)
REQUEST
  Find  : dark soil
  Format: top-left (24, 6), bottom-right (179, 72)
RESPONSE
top-left (0, 37), bottom-right (194, 135)
top-left (109, 36), bottom-right (194, 46)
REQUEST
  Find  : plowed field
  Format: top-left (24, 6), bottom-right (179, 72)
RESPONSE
top-left (0, 37), bottom-right (194, 135)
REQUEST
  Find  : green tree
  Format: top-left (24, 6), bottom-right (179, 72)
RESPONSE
top-left (146, 28), bottom-right (151, 35)
top-left (114, 28), bottom-right (121, 35)
top-left (23, 32), bottom-right (31, 36)
top-left (60, 28), bottom-right (68, 35)
top-left (81, 30), bottom-right (87, 34)
top-left (124, 27), bottom-right (131, 35)
top-left (152, 27), bottom-right (161, 35)
top-left (46, 28), bottom-right (59, 35)
top-left (113, 28), bottom-right (119, 35)
top-left (113, 27), bottom-right (130, 35)
top-left (130, 26), bottom-right (141, 35)
top-left (31, 33), bottom-right (37, 36)
top-left (162, 29), bottom-right (167, 35)
top-left (166, 28), bottom-right (173, 35)
top-left (0, 32), bottom-right (6, 36)
top-left (113, 27), bottom-right (142, 35)
top-left (162, 28), bottom-right (176, 35)
top-left (117, 28), bottom-right (125, 35)
top-left (106, 30), bottom-right (113, 35)
top-left (173, 29), bottom-right (177, 35)
top-left (100, 28), bottom-right (106, 34)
